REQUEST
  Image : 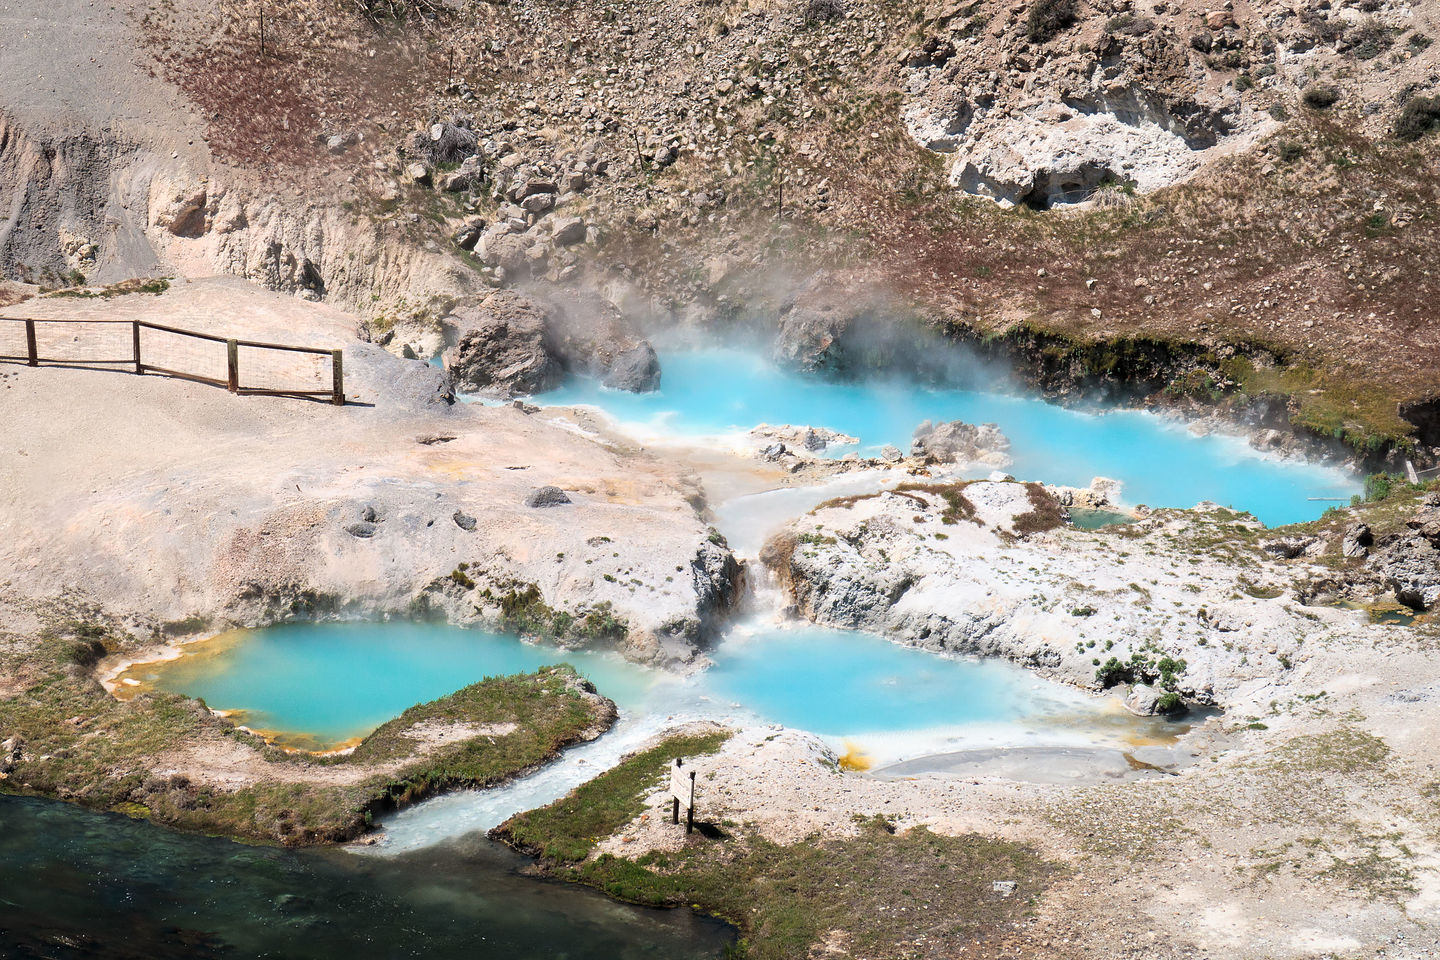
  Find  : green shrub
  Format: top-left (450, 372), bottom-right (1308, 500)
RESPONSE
top-left (1364, 472), bottom-right (1399, 502)
top-left (1155, 691), bottom-right (1185, 714)
top-left (1095, 657), bottom-right (1134, 688)
top-left (1302, 85), bottom-right (1341, 110)
top-left (1026, 0), bottom-right (1078, 43)
top-left (1276, 140), bottom-right (1307, 162)
top-left (1346, 19), bottom-right (1393, 60)
top-left (1395, 96), bottom-right (1440, 142)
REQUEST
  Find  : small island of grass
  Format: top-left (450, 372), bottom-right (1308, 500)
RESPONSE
top-left (0, 615), bottom-right (615, 845)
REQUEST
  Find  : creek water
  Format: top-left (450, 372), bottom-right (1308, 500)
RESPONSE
top-left (538, 349), bottom-right (1359, 527)
top-left (0, 794), bottom-right (735, 958)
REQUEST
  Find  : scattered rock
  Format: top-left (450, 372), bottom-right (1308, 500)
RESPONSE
top-left (452, 510), bottom-right (477, 531)
top-left (525, 485), bottom-right (572, 508)
top-left (345, 521), bottom-right (377, 538)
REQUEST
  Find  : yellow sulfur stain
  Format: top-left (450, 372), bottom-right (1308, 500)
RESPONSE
top-left (837, 742), bottom-right (872, 772)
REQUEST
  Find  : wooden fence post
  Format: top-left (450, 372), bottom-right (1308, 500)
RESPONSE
top-left (132, 321), bottom-right (142, 374)
top-left (331, 349), bottom-right (344, 406)
top-left (226, 339), bottom-right (239, 392)
top-left (685, 770), bottom-right (696, 835)
top-left (25, 319), bottom-right (37, 366)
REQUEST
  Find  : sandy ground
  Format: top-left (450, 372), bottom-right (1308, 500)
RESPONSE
top-left (0, 0), bottom-right (203, 151)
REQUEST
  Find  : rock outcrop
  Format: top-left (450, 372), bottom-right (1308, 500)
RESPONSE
top-left (533, 289), bottom-right (661, 393)
top-left (443, 291), bottom-right (564, 397)
top-left (441, 288), bottom-right (660, 397)
top-left (899, 12), bottom-right (1271, 207)
top-left (910, 419), bottom-right (1012, 467)
top-left (765, 484), bottom-right (1371, 701)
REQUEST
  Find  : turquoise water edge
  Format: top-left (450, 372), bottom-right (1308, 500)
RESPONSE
top-left (118, 621), bottom-right (1092, 754)
top-left (539, 349), bottom-right (1359, 527)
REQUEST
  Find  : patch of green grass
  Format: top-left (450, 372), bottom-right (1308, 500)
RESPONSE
top-left (503, 749), bottom-right (1057, 960)
top-left (501, 731), bottom-right (730, 862)
top-left (44, 278), bottom-right (170, 299)
top-left (1219, 356), bottom-right (1415, 455)
top-left (482, 583), bottom-right (627, 644)
top-left (577, 819), bottom-right (1053, 960)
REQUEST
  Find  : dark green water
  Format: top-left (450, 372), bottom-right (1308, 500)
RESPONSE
top-left (1068, 508), bottom-right (1136, 530)
top-left (0, 795), bottom-right (734, 960)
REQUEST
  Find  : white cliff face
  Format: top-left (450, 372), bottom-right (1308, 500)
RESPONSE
top-left (766, 480), bottom-right (1370, 704)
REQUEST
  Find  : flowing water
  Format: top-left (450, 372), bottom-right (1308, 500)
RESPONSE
top-left (0, 794), bottom-right (735, 958)
top-left (538, 349), bottom-right (1359, 526)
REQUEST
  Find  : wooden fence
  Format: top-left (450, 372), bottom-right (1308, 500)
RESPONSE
top-left (0, 317), bottom-right (344, 405)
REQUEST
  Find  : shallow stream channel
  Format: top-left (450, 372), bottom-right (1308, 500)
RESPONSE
top-left (58, 348), bottom-right (1360, 952)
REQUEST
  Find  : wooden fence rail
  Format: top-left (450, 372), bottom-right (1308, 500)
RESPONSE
top-left (0, 317), bottom-right (344, 405)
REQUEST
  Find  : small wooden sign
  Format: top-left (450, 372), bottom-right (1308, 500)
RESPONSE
top-left (669, 757), bottom-right (697, 833)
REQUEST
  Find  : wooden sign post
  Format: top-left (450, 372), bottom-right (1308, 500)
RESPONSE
top-left (670, 757), bottom-right (696, 834)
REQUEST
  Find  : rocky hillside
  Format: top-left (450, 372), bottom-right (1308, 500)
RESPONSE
top-left (3, 0), bottom-right (1439, 455)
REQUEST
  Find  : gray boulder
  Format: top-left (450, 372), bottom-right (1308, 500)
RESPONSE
top-left (442, 291), bottom-right (564, 398)
top-left (1376, 535), bottom-right (1440, 610)
top-left (600, 341), bottom-right (661, 393)
top-left (477, 230), bottom-right (533, 276)
top-left (452, 510), bottom-right (477, 531)
top-left (525, 485), bottom-right (572, 508)
top-left (770, 282), bottom-right (919, 375)
top-left (544, 292), bottom-right (661, 393)
top-left (551, 216), bottom-right (587, 245)
top-left (772, 288), bottom-right (859, 373)
top-left (453, 221), bottom-right (483, 251)
top-left (1125, 683), bottom-right (1184, 716)
top-left (1342, 522), bottom-right (1373, 559)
